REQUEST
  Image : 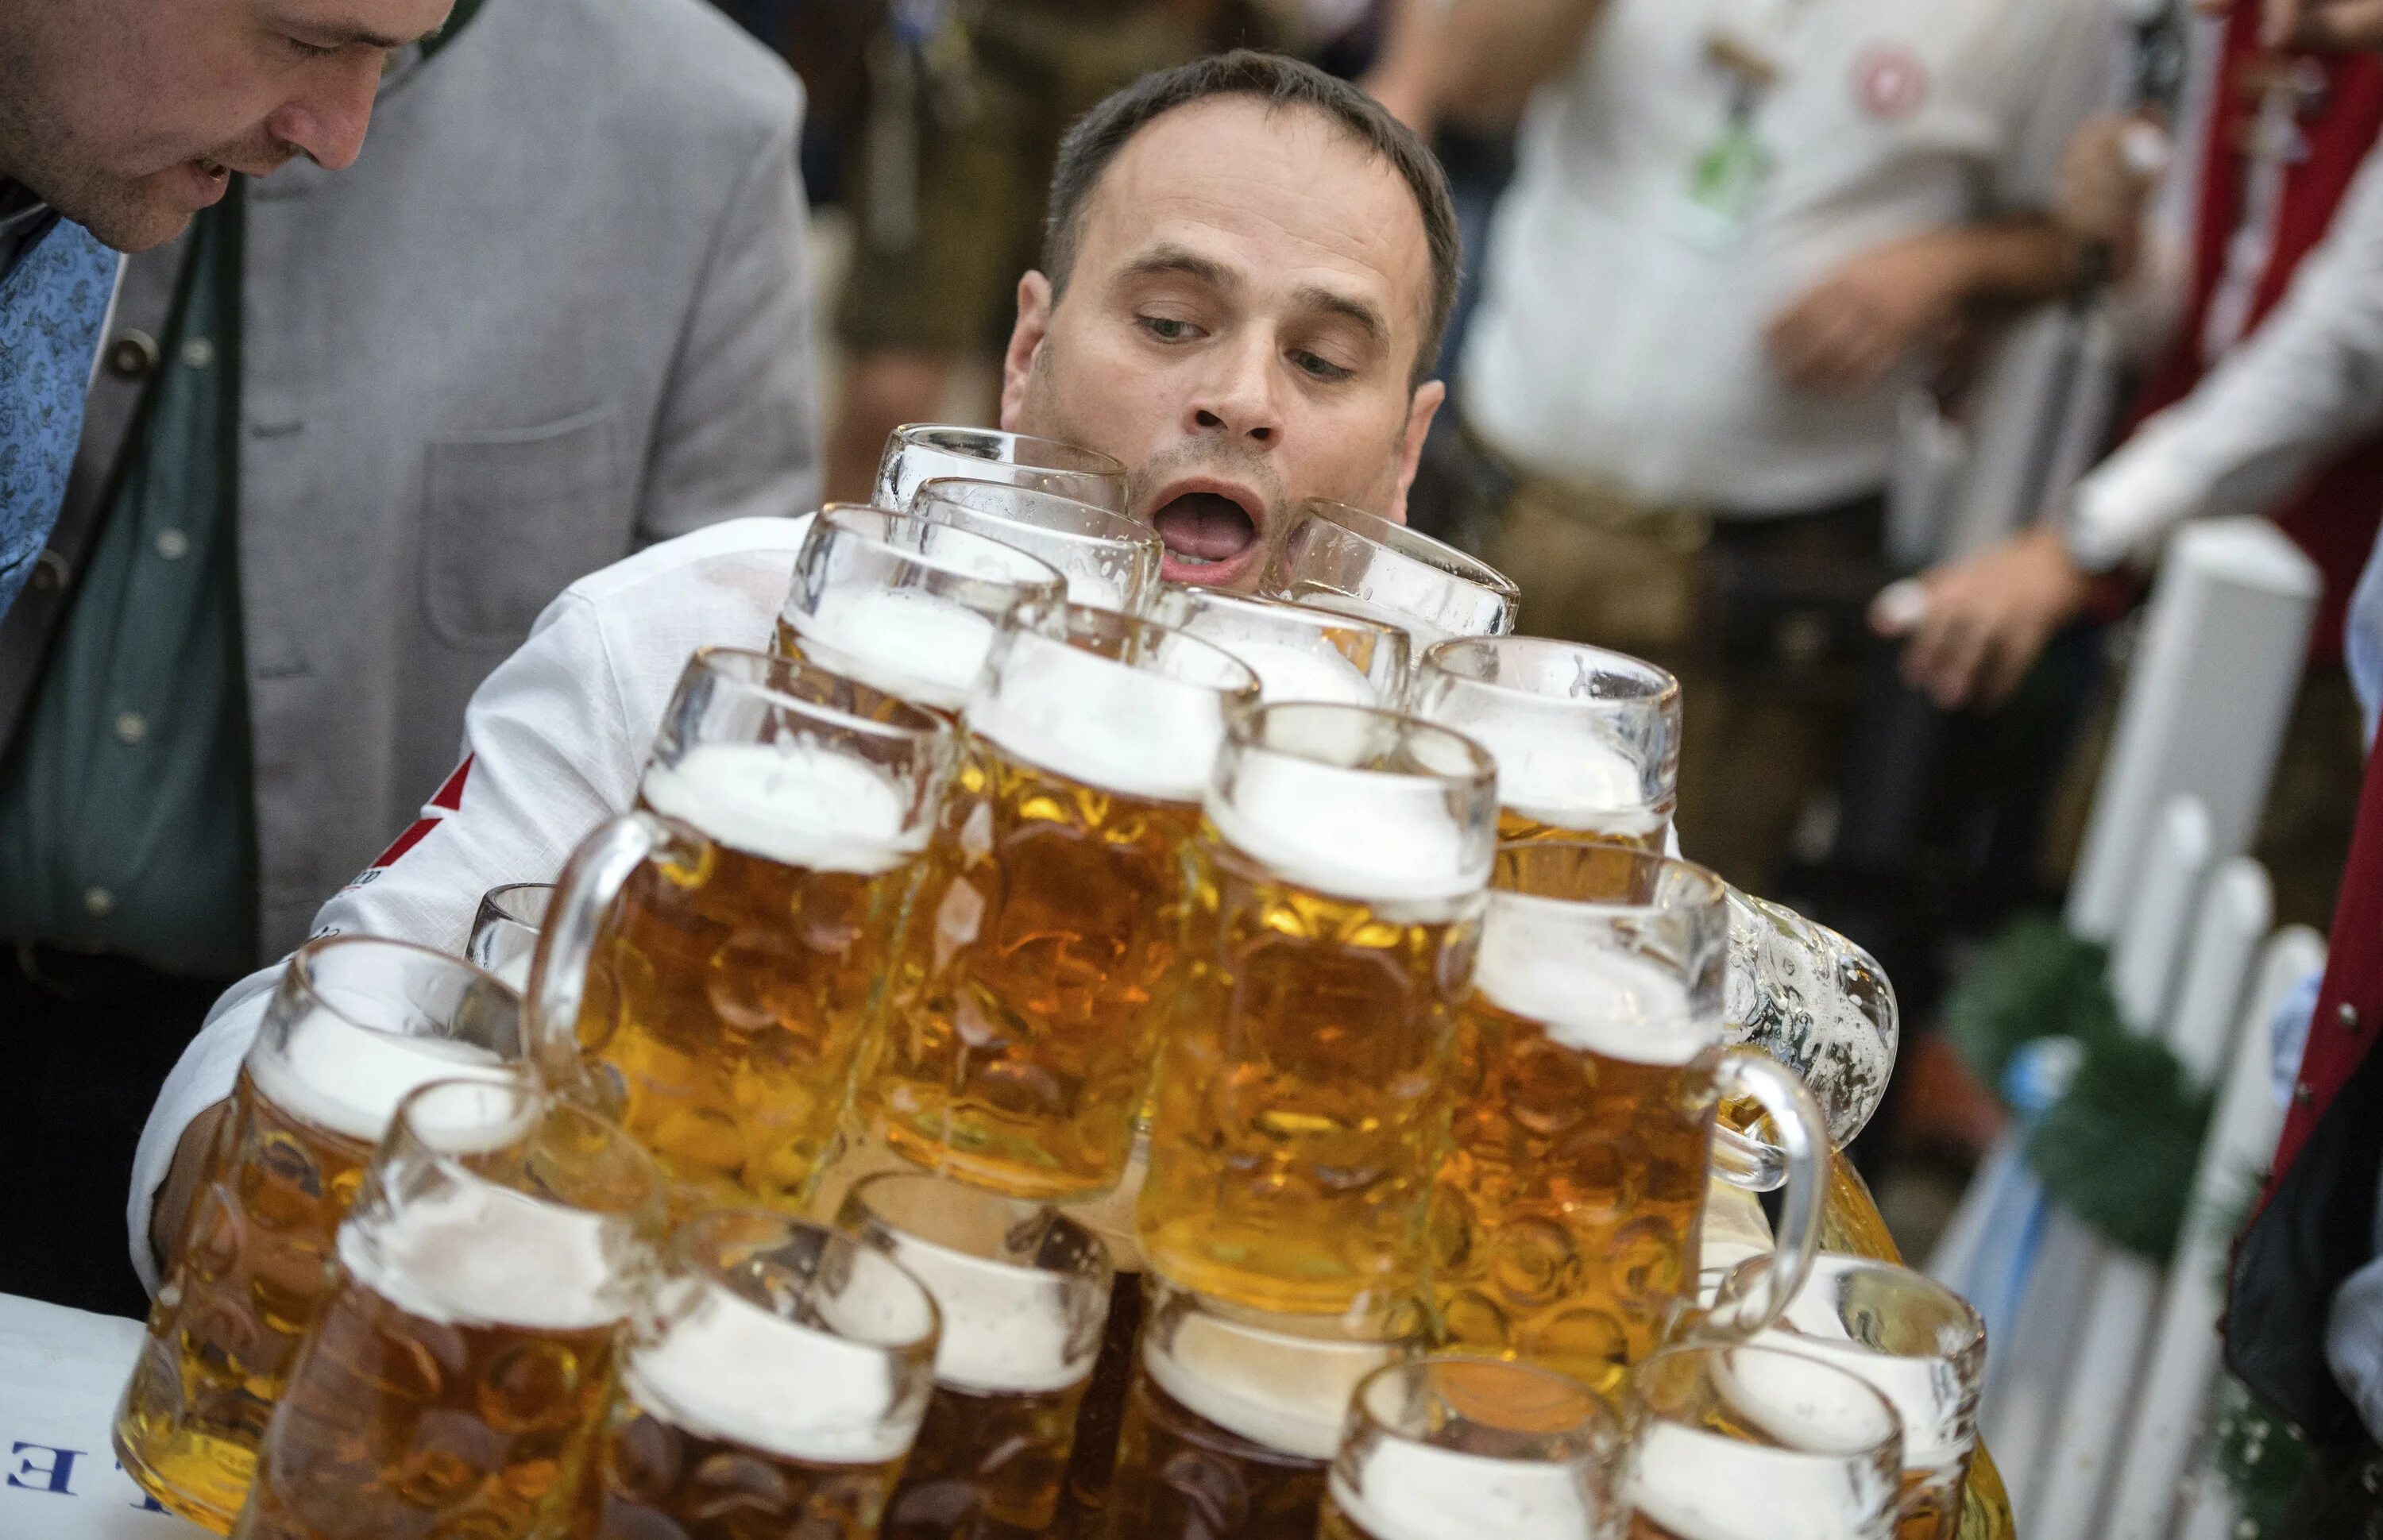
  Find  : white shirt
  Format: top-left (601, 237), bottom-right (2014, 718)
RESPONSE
top-left (1460, 0), bottom-right (2113, 513)
top-left (2068, 133), bottom-right (2383, 572)
top-left (126, 515), bottom-right (811, 1287)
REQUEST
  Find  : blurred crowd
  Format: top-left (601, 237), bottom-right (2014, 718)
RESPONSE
top-left (21, 0), bottom-right (2383, 1525)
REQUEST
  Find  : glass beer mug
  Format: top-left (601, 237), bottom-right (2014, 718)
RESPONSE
top-left (1430, 840), bottom-right (1827, 1395)
top-left (530, 646), bottom-right (956, 1214)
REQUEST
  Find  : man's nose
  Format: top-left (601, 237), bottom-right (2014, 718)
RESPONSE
top-left (1187, 334), bottom-right (1284, 446)
top-left (264, 52), bottom-right (384, 172)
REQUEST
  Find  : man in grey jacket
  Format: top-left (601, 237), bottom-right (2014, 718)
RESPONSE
top-left (0, 0), bottom-right (820, 1314)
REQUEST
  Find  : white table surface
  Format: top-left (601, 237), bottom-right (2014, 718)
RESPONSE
top-left (0, 1294), bottom-right (204, 1536)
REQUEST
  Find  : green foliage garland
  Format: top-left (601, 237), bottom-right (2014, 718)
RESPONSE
top-left (1941, 915), bottom-right (2119, 1094)
top-left (1945, 915), bottom-right (2310, 1528)
top-left (2207, 1374), bottom-right (2312, 1538)
top-left (1942, 913), bottom-right (2207, 1261)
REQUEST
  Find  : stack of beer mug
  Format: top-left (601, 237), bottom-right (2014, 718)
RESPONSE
top-left (109, 422), bottom-right (1993, 1540)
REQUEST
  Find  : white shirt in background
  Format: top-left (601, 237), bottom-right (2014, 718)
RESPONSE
top-left (2067, 133), bottom-right (2383, 573)
top-left (1460, 0), bottom-right (2114, 514)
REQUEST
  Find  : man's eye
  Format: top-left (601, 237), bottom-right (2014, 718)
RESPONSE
top-left (1292, 350), bottom-right (1354, 382)
top-left (1139, 315), bottom-right (1197, 342)
top-left (286, 36), bottom-right (341, 58)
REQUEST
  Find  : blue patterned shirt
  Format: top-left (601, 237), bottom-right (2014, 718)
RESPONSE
top-left (0, 206), bottom-right (118, 619)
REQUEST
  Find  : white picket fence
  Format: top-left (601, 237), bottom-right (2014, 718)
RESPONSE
top-left (1927, 517), bottom-right (2323, 1538)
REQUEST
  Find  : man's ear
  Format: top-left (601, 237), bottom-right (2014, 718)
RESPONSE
top-left (1000, 272), bottom-right (1055, 431)
top-left (1383, 378), bottom-right (1446, 525)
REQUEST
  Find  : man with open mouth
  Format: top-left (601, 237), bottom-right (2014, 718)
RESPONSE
top-left (126, 49), bottom-right (1462, 1290)
top-left (1001, 54), bottom-right (1458, 589)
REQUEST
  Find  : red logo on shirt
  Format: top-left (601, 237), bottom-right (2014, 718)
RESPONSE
top-left (362, 755), bottom-right (475, 872)
top-left (1852, 43), bottom-right (1929, 120)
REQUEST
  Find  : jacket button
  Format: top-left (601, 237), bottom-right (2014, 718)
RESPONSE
top-left (2341, 1002), bottom-right (2362, 1031)
top-left (28, 549), bottom-right (68, 593)
top-left (106, 330), bottom-right (161, 379)
top-left (2294, 1081), bottom-right (2314, 1105)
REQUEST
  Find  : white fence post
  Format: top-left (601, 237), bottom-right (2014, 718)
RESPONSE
top-left (2067, 519), bottom-right (2316, 941)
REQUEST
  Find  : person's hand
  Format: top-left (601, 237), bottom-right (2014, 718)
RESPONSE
top-left (1766, 234), bottom-right (1971, 396)
top-left (2057, 112), bottom-right (2169, 251)
top-left (2201, 0), bottom-right (2383, 50)
top-left (1874, 526), bottom-right (2094, 709)
top-left (149, 1101), bottom-right (230, 1277)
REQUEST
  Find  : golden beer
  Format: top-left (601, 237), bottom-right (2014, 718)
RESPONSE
top-left (541, 649), bottom-right (954, 1214)
top-left (774, 504), bottom-right (1068, 715)
top-left (1623, 1344), bottom-right (1905, 1540)
top-left (114, 938), bottom-right (520, 1533)
top-left (1137, 704), bottom-right (1495, 1318)
top-left (594, 1210), bottom-right (941, 1540)
top-left (1316, 1356), bottom-right (1621, 1540)
top-left (234, 1079), bottom-right (666, 1540)
top-left (1099, 1284), bottom-right (1404, 1540)
top-left (863, 606), bottom-right (1258, 1199)
top-left (1413, 636), bottom-right (1681, 854)
top-left (1429, 843), bottom-right (1825, 1395)
top-left (840, 1173), bottom-right (1111, 1539)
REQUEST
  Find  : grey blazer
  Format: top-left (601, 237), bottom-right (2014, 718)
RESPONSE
top-left (0, 0), bottom-right (822, 957)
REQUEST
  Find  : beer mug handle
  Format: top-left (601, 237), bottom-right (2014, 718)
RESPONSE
top-left (1682, 1049), bottom-right (1825, 1343)
top-left (525, 812), bottom-right (673, 1096)
top-left (1710, 1123), bottom-right (1787, 1192)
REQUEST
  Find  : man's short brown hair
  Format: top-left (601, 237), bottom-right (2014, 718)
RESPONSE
top-left (1042, 49), bottom-right (1461, 388)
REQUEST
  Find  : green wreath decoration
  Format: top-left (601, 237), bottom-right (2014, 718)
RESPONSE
top-left (1942, 915), bottom-right (2308, 1530)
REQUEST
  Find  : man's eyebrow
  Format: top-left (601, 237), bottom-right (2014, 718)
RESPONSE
top-left (1291, 283), bottom-right (1388, 346)
top-left (270, 10), bottom-right (425, 48)
top-left (1116, 245), bottom-right (1238, 292)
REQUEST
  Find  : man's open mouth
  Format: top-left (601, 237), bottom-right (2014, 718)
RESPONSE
top-left (1153, 489), bottom-right (1261, 585)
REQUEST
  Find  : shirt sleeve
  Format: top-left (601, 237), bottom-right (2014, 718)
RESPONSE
top-left (126, 588), bottom-right (641, 1290)
top-left (2068, 136), bottom-right (2383, 569)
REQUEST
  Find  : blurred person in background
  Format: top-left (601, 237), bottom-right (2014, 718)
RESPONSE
top-left (0, 0), bottom-right (462, 624)
top-left (820, 0), bottom-right (1233, 503)
top-left (0, 0), bottom-right (820, 1316)
top-left (1889, 0), bottom-right (2383, 933)
top-left (1400, 0), bottom-right (2112, 895)
top-left (133, 49), bottom-right (1459, 1293)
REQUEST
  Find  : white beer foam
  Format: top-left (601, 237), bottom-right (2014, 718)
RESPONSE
top-left (1206, 749), bottom-right (1482, 907)
top-left (1142, 1316), bottom-right (1392, 1462)
top-left (1211, 637), bottom-right (1380, 708)
top-left (967, 631), bottom-right (1226, 803)
top-left (249, 1006), bottom-right (511, 1148)
top-left (338, 1179), bottom-right (625, 1332)
top-left (875, 1235), bottom-right (1095, 1396)
top-left (1437, 709), bottom-right (1647, 830)
top-left (1755, 1281), bottom-right (1968, 1468)
top-left (1296, 589), bottom-right (1455, 650)
top-left (642, 740), bottom-right (922, 876)
top-left (1473, 900), bottom-right (1715, 1067)
top-left (625, 1272), bottom-right (924, 1465)
top-left (1327, 1446), bottom-right (1600, 1540)
top-left (1628, 1424), bottom-right (1886, 1540)
top-left (793, 585), bottom-right (999, 712)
